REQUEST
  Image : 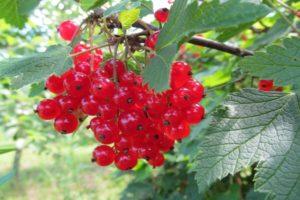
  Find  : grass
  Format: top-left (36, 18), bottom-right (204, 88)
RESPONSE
top-left (0, 145), bottom-right (130, 200)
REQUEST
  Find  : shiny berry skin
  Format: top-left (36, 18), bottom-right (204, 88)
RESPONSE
top-left (170, 87), bottom-right (193, 108)
top-left (184, 79), bottom-right (205, 103)
top-left (45, 74), bottom-right (64, 94)
top-left (89, 117), bottom-right (105, 132)
top-left (148, 153), bottom-right (165, 167)
top-left (91, 78), bottom-right (115, 100)
top-left (114, 133), bottom-right (132, 151)
top-left (74, 61), bottom-right (91, 75)
top-left (81, 95), bottom-right (100, 115)
top-left (63, 71), bottom-right (91, 97)
top-left (118, 111), bottom-right (145, 134)
top-left (170, 61), bottom-right (192, 89)
top-left (73, 43), bottom-right (91, 63)
top-left (166, 121), bottom-right (190, 140)
top-left (103, 59), bottom-right (126, 78)
top-left (145, 31), bottom-right (159, 50)
top-left (258, 80), bottom-right (274, 92)
top-left (93, 121), bottom-right (118, 144)
top-left (114, 152), bottom-right (138, 170)
top-left (113, 86), bottom-right (136, 111)
top-left (93, 145), bottom-right (115, 166)
top-left (36, 99), bottom-right (61, 120)
top-left (54, 113), bottom-right (78, 134)
top-left (55, 95), bottom-right (80, 113)
top-left (185, 104), bottom-right (205, 124)
top-left (58, 20), bottom-right (78, 41)
top-left (90, 68), bottom-right (109, 81)
top-left (154, 8), bottom-right (169, 23)
top-left (163, 108), bottom-right (183, 126)
top-left (137, 144), bottom-right (158, 160)
top-left (158, 135), bottom-right (174, 152)
top-left (98, 102), bottom-right (118, 120)
top-left (119, 71), bottom-right (142, 87)
top-left (145, 95), bottom-right (166, 119)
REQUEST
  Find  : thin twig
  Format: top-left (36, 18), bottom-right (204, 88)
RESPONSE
top-left (112, 43), bottom-right (119, 85)
top-left (69, 44), bottom-right (112, 57)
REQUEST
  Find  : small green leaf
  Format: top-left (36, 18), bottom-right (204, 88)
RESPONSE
top-left (80, 0), bottom-right (108, 11)
top-left (0, 45), bottom-right (72, 89)
top-left (119, 8), bottom-right (140, 29)
top-left (104, 0), bottom-right (141, 17)
top-left (0, 144), bottom-right (16, 155)
top-left (0, 0), bottom-right (26, 28)
top-left (240, 37), bottom-right (300, 93)
top-left (28, 81), bottom-right (45, 97)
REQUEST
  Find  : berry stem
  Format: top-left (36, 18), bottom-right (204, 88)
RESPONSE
top-left (69, 44), bottom-right (111, 57)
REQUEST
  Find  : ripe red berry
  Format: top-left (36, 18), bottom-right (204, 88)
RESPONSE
top-left (145, 95), bottom-right (166, 119)
top-left (63, 71), bottom-right (91, 97)
top-left (258, 80), bottom-right (274, 92)
top-left (103, 59), bottom-right (126, 78)
top-left (58, 20), bottom-right (78, 41)
top-left (74, 61), bottom-right (91, 75)
top-left (114, 133), bottom-right (133, 151)
top-left (36, 99), bottom-right (61, 120)
top-left (45, 74), bottom-right (64, 94)
top-left (89, 117), bottom-right (105, 132)
top-left (118, 110), bottom-right (145, 134)
top-left (163, 108), bottom-right (183, 126)
top-left (148, 153), bottom-right (165, 167)
top-left (154, 8), bottom-right (169, 23)
top-left (73, 43), bottom-right (91, 63)
top-left (114, 152), bottom-right (138, 170)
top-left (55, 95), bottom-right (80, 113)
top-left (113, 86), bottom-right (136, 111)
top-left (98, 102), bottom-right (118, 120)
top-left (119, 71), bottom-right (142, 87)
top-left (185, 104), bottom-right (205, 124)
top-left (93, 121), bottom-right (118, 144)
top-left (145, 31), bottom-right (159, 50)
top-left (54, 113), bottom-right (78, 134)
top-left (81, 95), bottom-right (100, 115)
top-left (90, 68), bottom-right (110, 81)
top-left (165, 121), bottom-right (190, 140)
top-left (91, 77), bottom-right (115, 100)
top-left (158, 135), bottom-right (174, 152)
top-left (93, 145), bottom-right (115, 166)
top-left (170, 61), bottom-right (192, 89)
top-left (169, 87), bottom-right (193, 108)
top-left (184, 79), bottom-right (205, 103)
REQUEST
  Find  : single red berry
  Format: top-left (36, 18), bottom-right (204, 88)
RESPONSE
top-left (162, 108), bottom-right (183, 126)
top-left (145, 31), bottom-right (159, 50)
top-left (74, 61), bottom-right (91, 75)
top-left (169, 87), bottom-right (193, 108)
top-left (114, 152), bottom-right (138, 170)
top-left (145, 94), bottom-right (166, 119)
top-left (98, 102), bottom-right (118, 120)
top-left (114, 133), bottom-right (133, 151)
top-left (103, 59), bottom-right (126, 78)
top-left (258, 80), bottom-right (274, 92)
top-left (63, 71), bottom-right (91, 97)
top-left (91, 77), bottom-right (115, 100)
top-left (58, 20), bottom-right (78, 41)
top-left (118, 110), bottom-right (145, 134)
top-left (113, 86), bottom-right (136, 111)
top-left (93, 145), bottom-right (115, 166)
top-left (81, 95), bottom-right (100, 115)
top-left (73, 43), bottom-right (91, 63)
top-left (184, 79), bottom-right (205, 103)
top-left (154, 8), bottom-right (169, 23)
top-left (55, 95), bottom-right (80, 113)
top-left (148, 153), bottom-right (165, 167)
top-left (170, 61), bottom-right (192, 89)
top-left (119, 71), bottom-right (142, 87)
top-left (89, 117), bottom-right (105, 132)
top-left (185, 104), bottom-right (205, 124)
top-left (93, 121), bottom-right (119, 144)
top-left (158, 135), bottom-right (174, 152)
top-left (54, 113), bottom-right (78, 134)
top-left (137, 143), bottom-right (158, 160)
top-left (36, 99), bottom-right (61, 120)
top-left (90, 68), bottom-right (110, 81)
top-left (45, 74), bottom-right (64, 94)
top-left (165, 121), bottom-right (190, 140)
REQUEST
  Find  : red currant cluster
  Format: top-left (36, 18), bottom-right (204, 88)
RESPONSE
top-left (258, 80), bottom-right (283, 92)
top-left (36, 19), bottom-right (205, 171)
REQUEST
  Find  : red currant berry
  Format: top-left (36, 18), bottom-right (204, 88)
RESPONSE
top-left (93, 145), bottom-right (115, 166)
top-left (54, 113), bottom-right (78, 134)
top-left (74, 61), bottom-right (91, 75)
top-left (81, 95), bottom-right (100, 115)
top-left (89, 117), bottom-right (105, 132)
top-left (113, 86), bottom-right (136, 111)
top-left (185, 104), bottom-right (205, 124)
top-left (184, 79), bottom-right (205, 103)
top-left (169, 87), bottom-right (193, 108)
top-left (119, 71), bottom-right (142, 87)
top-left (58, 20), bottom-right (78, 41)
top-left (145, 31), bottom-right (159, 50)
top-left (137, 144), bottom-right (158, 160)
top-left (162, 108), bottom-right (183, 126)
top-left (63, 71), bottom-right (91, 97)
top-left (55, 95), bottom-right (80, 113)
top-left (158, 135), bottom-right (174, 152)
top-left (93, 121), bottom-right (119, 144)
top-left (165, 121), bottom-right (190, 140)
top-left (154, 8), bottom-right (169, 23)
top-left (90, 68), bottom-right (110, 81)
top-left (98, 102), bottom-right (118, 120)
top-left (148, 153), bottom-right (165, 167)
top-left (91, 77), bottom-right (115, 100)
top-left (36, 99), bottom-right (61, 120)
top-left (103, 59), bottom-right (126, 78)
top-left (115, 152), bottom-right (138, 170)
top-left (145, 95), bottom-right (166, 119)
top-left (114, 133), bottom-right (133, 151)
top-left (73, 43), bottom-right (91, 63)
top-left (45, 74), bottom-right (64, 94)
top-left (170, 61), bottom-right (192, 89)
top-left (258, 80), bottom-right (274, 92)
top-left (118, 110), bottom-right (145, 134)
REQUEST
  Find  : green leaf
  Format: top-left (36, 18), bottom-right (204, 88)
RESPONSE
top-left (0, 171), bottom-right (14, 185)
top-left (121, 182), bottom-right (154, 200)
top-left (0, 0), bottom-right (26, 28)
top-left (217, 22), bottom-right (254, 42)
top-left (119, 8), bottom-right (140, 29)
top-left (240, 37), bottom-right (300, 93)
top-left (142, 44), bottom-right (177, 91)
top-left (28, 81), bottom-right (45, 97)
top-left (80, 0), bottom-right (108, 11)
top-left (0, 45), bottom-right (72, 89)
top-left (251, 16), bottom-right (292, 50)
top-left (144, 0), bottom-right (271, 91)
top-left (0, 144), bottom-right (16, 155)
top-left (192, 89), bottom-right (300, 199)
top-left (103, 0), bottom-right (141, 18)
top-left (18, 0), bottom-right (40, 15)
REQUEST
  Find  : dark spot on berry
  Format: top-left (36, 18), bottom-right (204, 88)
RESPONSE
top-left (76, 85), bottom-right (82, 90)
top-left (188, 71), bottom-right (193, 76)
top-left (163, 120), bottom-right (171, 126)
top-left (97, 86), bottom-right (102, 90)
top-left (144, 156), bottom-right (150, 161)
top-left (154, 134), bottom-right (159, 140)
top-left (127, 98), bottom-right (133, 104)
top-left (183, 95), bottom-right (189, 101)
top-left (99, 134), bottom-right (106, 140)
top-left (91, 158), bottom-right (96, 162)
top-left (137, 124), bottom-right (143, 131)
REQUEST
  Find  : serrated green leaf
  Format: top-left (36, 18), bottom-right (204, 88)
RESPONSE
top-left (144, 0), bottom-right (271, 92)
top-left (28, 81), bottom-right (45, 97)
top-left (103, 0), bottom-right (141, 17)
top-left (119, 8), bottom-right (140, 29)
top-left (240, 37), bottom-right (300, 93)
top-left (192, 89), bottom-right (300, 199)
top-left (0, 144), bottom-right (16, 155)
top-left (0, 0), bottom-right (26, 28)
top-left (0, 45), bottom-right (72, 89)
top-left (80, 0), bottom-right (108, 11)
top-left (217, 22), bottom-right (254, 42)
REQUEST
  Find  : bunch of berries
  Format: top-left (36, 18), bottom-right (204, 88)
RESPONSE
top-left (36, 19), bottom-right (205, 171)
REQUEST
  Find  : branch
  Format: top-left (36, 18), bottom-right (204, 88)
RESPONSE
top-left (132, 20), bottom-right (254, 57)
